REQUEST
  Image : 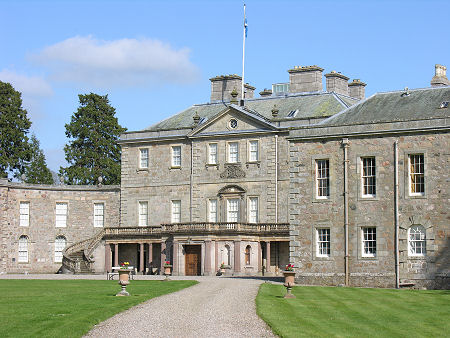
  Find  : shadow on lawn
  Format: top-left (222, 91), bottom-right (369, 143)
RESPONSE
top-left (224, 276), bottom-right (284, 283)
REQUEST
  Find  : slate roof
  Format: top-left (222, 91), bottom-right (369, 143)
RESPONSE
top-left (321, 86), bottom-right (450, 127)
top-left (144, 92), bottom-right (357, 131)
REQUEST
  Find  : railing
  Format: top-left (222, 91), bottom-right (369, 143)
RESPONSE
top-left (103, 226), bottom-right (162, 236)
top-left (161, 222), bottom-right (289, 233)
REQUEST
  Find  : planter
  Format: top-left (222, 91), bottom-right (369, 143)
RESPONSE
top-left (164, 265), bottom-right (172, 276)
top-left (283, 270), bottom-right (296, 299)
top-left (116, 270), bottom-right (131, 296)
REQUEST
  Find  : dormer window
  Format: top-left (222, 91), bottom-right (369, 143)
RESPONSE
top-left (439, 101), bottom-right (449, 109)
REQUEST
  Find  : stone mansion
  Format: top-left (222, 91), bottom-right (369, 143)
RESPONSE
top-left (1, 64), bottom-right (448, 289)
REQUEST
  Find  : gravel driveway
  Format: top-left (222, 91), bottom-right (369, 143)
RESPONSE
top-left (85, 276), bottom-right (276, 338)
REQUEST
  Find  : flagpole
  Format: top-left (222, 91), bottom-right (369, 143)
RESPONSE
top-left (241, 3), bottom-right (246, 104)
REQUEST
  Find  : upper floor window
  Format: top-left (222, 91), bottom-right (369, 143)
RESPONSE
top-left (316, 228), bottom-right (330, 257)
top-left (409, 154), bottom-right (424, 196)
top-left (19, 201), bottom-right (30, 227)
top-left (227, 199), bottom-right (239, 222)
top-left (208, 143), bottom-right (218, 164)
top-left (138, 201), bottom-right (148, 226)
top-left (140, 148), bottom-right (149, 168)
top-left (362, 227), bottom-right (376, 258)
top-left (171, 146), bottom-right (181, 167)
top-left (171, 200), bottom-right (181, 223)
top-left (315, 160), bottom-right (330, 199)
top-left (94, 203), bottom-right (104, 227)
top-left (228, 142), bottom-right (239, 163)
top-left (55, 202), bottom-right (68, 228)
top-left (248, 197), bottom-right (258, 223)
top-left (18, 235), bottom-right (28, 263)
top-left (54, 236), bottom-right (66, 263)
top-left (249, 140), bottom-right (259, 162)
top-left (208, 199), bottom-right (217, 222)
top-left (408, 225), bottom-right (426, 256)
top-left (361, 157), bottom-right (376, 197)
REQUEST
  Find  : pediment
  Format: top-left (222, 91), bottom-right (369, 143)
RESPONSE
top-left (187, 105), bottom-right (278, 137)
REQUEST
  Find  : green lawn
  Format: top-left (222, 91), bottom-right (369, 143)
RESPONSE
top-left (0, 279), bottom-right (197, 338)
top-left (256, 283), bottom-right (450, 338)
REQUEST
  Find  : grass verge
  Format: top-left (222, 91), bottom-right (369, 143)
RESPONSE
top-left (256, 283), bottom-right (450, 337)
top-left (0, 279), bottom-right (197, 338)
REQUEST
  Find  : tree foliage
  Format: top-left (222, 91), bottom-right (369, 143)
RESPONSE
top-left (21, 134), bottom-right (54, 184)
top-left (60, 93), bottom-right (126, 185)
top-left (0, 81), bottom-right (31, 178)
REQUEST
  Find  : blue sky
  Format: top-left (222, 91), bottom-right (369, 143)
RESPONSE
top-left (1, 0), bottom-right (449, 172)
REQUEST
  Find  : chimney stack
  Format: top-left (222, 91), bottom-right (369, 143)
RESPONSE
top-left (210, 74), bottom-right (255, 102)
top-left (325, 71), bottom-right (349, 95)
top-left (348, 79), bottom-right (366, 100)
top-left (431, 64), bottom-right (450, 87)
top-left (259, 88), bottom-right (272, 97)
top-left (288, 65), bottom-right (324, 93)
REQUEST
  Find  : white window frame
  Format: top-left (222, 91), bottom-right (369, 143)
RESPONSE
top-left (408, 154), bottom-right (425, 196)
top-left (171, 200), bottom-right (181, 223)
top-left (226, 198), bottom-right (239, 222)
top-left (408, 225), bottom-right (426, 257)
top-left (54, 236), bottom-right (66, 263)
top-left (248, 140), bottom-right (259, 162)
top-left (208, 143), bottom-right (218, 165)
top-left (361, 227), bottom-right (377, 258)
top-left (208, 199), bottom-right (218, 223)
top-left (18, 236), bottom-right (28, 263)
top-left (227, 142), bottom-right (239, 163)
top-left (248, 197), bottom-right (258, 223)
top-left (138, 201), bottom-right (148, 226)
top-left (315, 159), bottom-right (330, 199)
top-left (93, 203), bottom-right (104, 227)
top-left (171, 145), bottom-right (181, 167)
top-left (316, 228), bottom-right (331, 257)
top-left (55, 202), bottom-right (68, 228)
top-left (361, 157), bottom-right (376, 198)
top-left (19, 201), bottom-right (30, 227)
top-left (139, 148), bottom-right (149, 169)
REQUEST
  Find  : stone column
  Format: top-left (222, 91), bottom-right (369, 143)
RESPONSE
top-left (139, 243), bottom-right (144, 272)
top-left (205, 240), bottom-right (212, 275)
top-left (160, 241), bottom-right (166, 275)
top-left (105, 243), bottom-right (112, 272)
top-left (266, 241), bottom-right (271, 274)
top-left (234, 240), bottom-right (241, 273)
top-left (214, 241), bottom-right (219, 272)
top-left (114, 243), bottom-right (119, 267)
top-left (258, 241), bottom-right (262, 273)
top-left (148, 243), bottom-right (153, 271)
top-left (173, 241), bottom-right (179, 276)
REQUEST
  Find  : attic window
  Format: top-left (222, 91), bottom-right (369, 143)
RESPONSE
top-left (287, 110), bottom-right (298, 118)
top-left (439, 101), bottom-right (449, 109)
top-left (199, 117), bottom-right (208, 124)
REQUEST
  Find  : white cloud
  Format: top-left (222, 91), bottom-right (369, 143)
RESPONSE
top-left (31, 36), bottom-right (200, 87)
top-left (0, 69), bottom-right (53, 97)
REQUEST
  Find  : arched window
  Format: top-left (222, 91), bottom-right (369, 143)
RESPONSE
top-left (18, 236), bottom-right (28, 263)
top-left (245, 245), bottom-right (251, 265)
top-left (55, 236), bottom-right (67, 263)
top-left (409, 225), bottom-right (426, 256)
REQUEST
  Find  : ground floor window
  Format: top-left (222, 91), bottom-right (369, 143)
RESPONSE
top-left (18, 235), bottom-right (28, 263)
top-left (362, 227), bottom-right (376, 257)
top-left (408, 225), bottom-right (426, 256)
top-left (316, 228), bottom-right (330, 257)
top-left (55, 236), bottom-right (67, 263)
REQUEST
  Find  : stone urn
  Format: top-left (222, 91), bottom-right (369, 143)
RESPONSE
top-left (163, 265), bottom-right (172, 281)
top-left (116, 270), bottom-right (130, 296)
top-left (283, 270), bottom-right (296, 299)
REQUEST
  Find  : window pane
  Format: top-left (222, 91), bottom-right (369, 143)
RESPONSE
top-left (140, 149), bottom-right (149, 168)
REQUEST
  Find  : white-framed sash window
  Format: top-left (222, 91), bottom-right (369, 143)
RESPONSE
top-left (94, 203), bottom-right (104, 227)
top-left (18, 236), bottom-right (28, 263)
top-left (55, 202), bottom-right (68, 228)
top-left (138, 201), bottom-right (148, 226)
top-left (361, 157), bottom-right (376, 197)
top-left (316, 160), bottom-right (330, 199)
top-left (227, 199), bottom-right (239, 222)
top-left (140, 148), bottom-right (149, 168)
top-left (171, 146), bottom-right (181, 167)
top-left (20, 201), bottom-right (30, 227)
top-left (409, 154), bottom-right (425, 196)
top-left (248, 197), bottom-right (258, 223)
top-left (316, 228), bottom-right (331, 257)
top-left (362, 227), bottom-right (376, 257)
top-left (408, 225), bottom-right (426, 256)
top-left (208, 143), bottom-right (218, 164)
top-left (171, 200), bottom-right (181, 223)
top-left (54, 236), bottom-right (66, 263)
top-left (228, 142), bottom-right (239, 163)
top-left (249, 140), bottom-right (259, 162)
top-left (208, 199), bottom-right (217, 222)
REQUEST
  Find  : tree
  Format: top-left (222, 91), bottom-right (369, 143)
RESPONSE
top-left (21, 134), bottom-right (54, 184)
top-left (60, 93), bottom-right (126, 185)
top-left (0, 81), bottom-right (31, 178)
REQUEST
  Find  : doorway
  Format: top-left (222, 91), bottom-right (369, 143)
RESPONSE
top-left (185, 245), bottom-right (201, 276)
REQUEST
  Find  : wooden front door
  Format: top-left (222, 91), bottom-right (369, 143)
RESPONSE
top-left (185, 245), bottom-right (201, 276)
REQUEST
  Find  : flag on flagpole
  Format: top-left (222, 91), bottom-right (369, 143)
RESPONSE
top-left (244, 18), bottom-right (248, 38)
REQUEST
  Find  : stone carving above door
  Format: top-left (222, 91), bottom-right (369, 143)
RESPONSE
top-left (220, 164), bottom-right (246, 179)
